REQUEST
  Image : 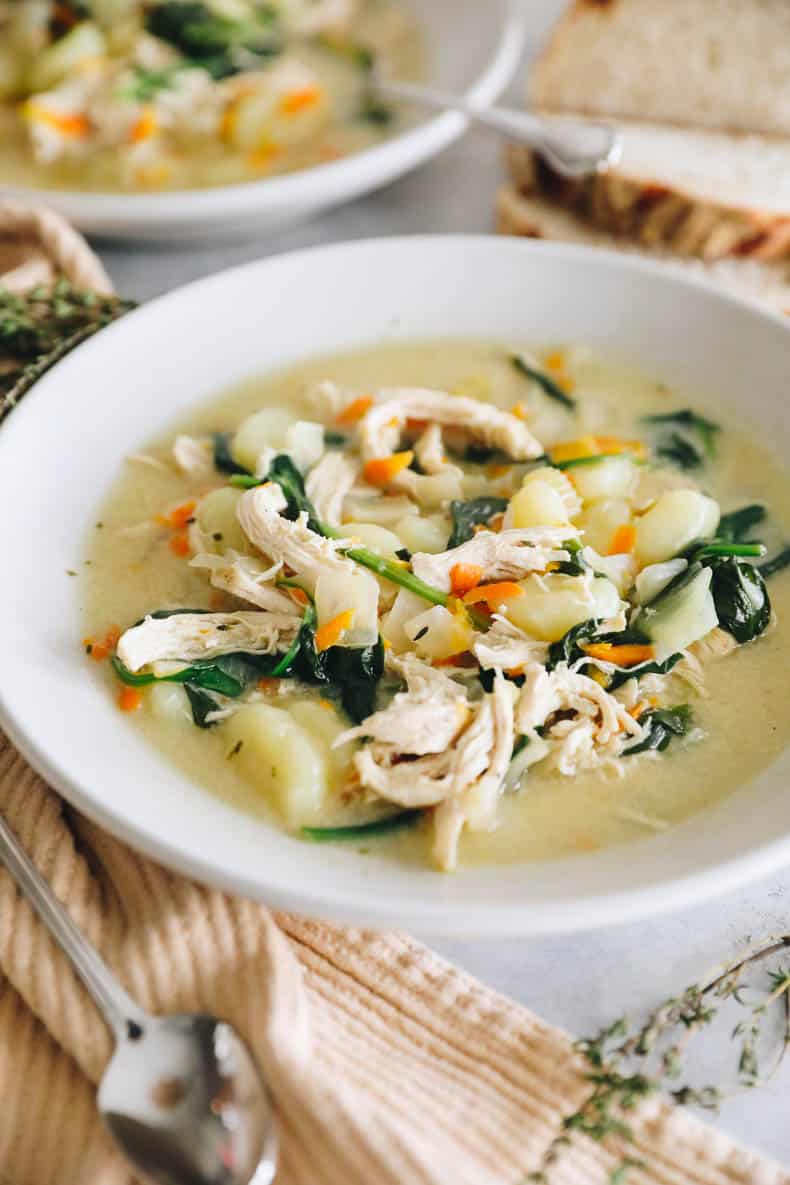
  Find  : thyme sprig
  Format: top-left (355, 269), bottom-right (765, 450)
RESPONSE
top-left (0, 281), bottom-right (133, 421)
top-left (528, 936), bottom-right (790, 1183)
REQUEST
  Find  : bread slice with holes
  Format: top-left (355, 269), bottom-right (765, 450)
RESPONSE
top-left (495, 183), bottom-right (790, 314)
top-left (530, 0), bottom-right (790, 139)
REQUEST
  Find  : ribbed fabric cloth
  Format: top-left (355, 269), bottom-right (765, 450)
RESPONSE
top-left (0, 205), bottom-right (787, 1185)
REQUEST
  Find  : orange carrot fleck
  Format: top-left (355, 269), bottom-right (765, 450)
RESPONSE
top-left (118, 686), bottom-right (142, 713)
top-left (629, 700), bottom-right (650, 719)
top-left (169, 532), bottom-right (191, 558)
top-left (130, 109), bottom-right (158, 144)
top-left (405, 417), bottom-right (428, 433)
top-left (544, 351), bottom-right (566, 373)
top-left (157, 500), bottom-right (196, 530)
top-left (287, 586), bottom-right (309, 606)
top-left (85, 624), bottom-right (121, 662)
top-left (582, 642), bottom-right (655, 667)
top-left (462, 581), bottom-right (524, 608)
top-left (486, 463), bottom-right (511, 478)
top-left (511, 402), bottom-right (528, 421)
top-left (608, 524), bottom-right (637, 555)
top-left (280, 85), bottom-right (323, 115)
top-left (337, 395), bottom-right (373, 425)
top-left (315, 609), bottom-right (355, 653)
top-left (450, 563), bottom-right (484, 596)
top-left (257, 677), bottom-right (280, 693)
top-left (362, 450), bottom-right (414, 487)
top-left (549, 435), bottom-right (600, 464)
top-left (26, 103), bottom-right (90, 137)
top-left (434, 652), bottom-right (478, 668)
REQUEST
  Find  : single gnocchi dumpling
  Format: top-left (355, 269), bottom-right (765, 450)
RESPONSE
top-left (232, 408), bottom-right (323, 475)
top-left (506, 573), bottom-right (621, 642)
top-left (395, 513), bottom-right (450, 555)
top-left (635, 489), bottom-right (720, 566)
top-left (287, 699), bottom-right (357, 784)
top-left (193, 487), bottom-right (249, 554)
top-left (571, 456), bottom-right (637, 504)
top-left (223, 704), bottom-right (329, 824)
top-left (506, 466), bottom-right (579, 529)
top-left (223, 59), bottom-right (329, 153)
top-left (576, 499), bottom-right (632, 554)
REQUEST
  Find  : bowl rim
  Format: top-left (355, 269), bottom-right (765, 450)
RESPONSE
top-left (0, 0), bottom-right (528, 219)
top-left (2, 233), bottom-right (790, 936)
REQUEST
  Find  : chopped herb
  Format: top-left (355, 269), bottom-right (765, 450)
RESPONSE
top-left (656, 431), bottom-right (704, 470)
top-left (324, 430), bottom-right (349, 447)
top-left (511, 353), bottom-right (576, 410)
top-left (359, 95), bottom-right (394, 125)
top-left (301, 811), bottom-right (422, 843)
top-left (395, 547), bottom-right (412, 562)
top-left (623, 705), bottom-right (692, 755)
top-left (413, 626), bottom-right (429, 641)
top-left (212, 431), bottom-right (248, 475)
top-left (66, 569), bottom-right (77, 576)
top-left (718, 504), bottom-right (766, 543)
top-left (212, 532), bottom-right (223, 542)
top-left (447, 496), bottom-right (509, 548)
top-left (96, 522), bottom-right (104, 529)
top-left (120, 62), bottom-right (187, 102)
top-left (227, 739), bottom-right (243, 759)
top-left (85, 643), bottom-right (93, 655)
top-left (643, 408), bottom-right (720, 457)
top-left (553, 452), bottom-right (624, 471)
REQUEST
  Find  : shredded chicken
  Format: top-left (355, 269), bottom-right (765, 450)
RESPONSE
top-left (411, 527), bottom-right (576, 592)
top-left (117, 611), bottom-right (300, 673)
top-left (305, 452), bottom-right (359, 527)
top-left (472, 617), bottom-right (549, 672)
top-left (189, 551), bottom-right (297, 615)
top-left (305, 379), bottom-right (349, 421)
top-left (237, 483), bottom-right (352, 589)
top-left (359, 389), bottom-right (543, 478)
top-left (172, 435), bottom-right (214, 478)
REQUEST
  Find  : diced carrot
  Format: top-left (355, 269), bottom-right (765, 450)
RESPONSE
top-left (337, 395), bottom-right (373, 425)
top-left (544, 351), bottom-right (566, 373)
top-left (549, 435), bottom-right (600, 464)
top-left (157, 500), bottom-right (196, 530)
top-left (594, 435), bottom-right (648, 460)
top-left (405, 417), bottom-right (428, 433)
top-left (435, 652), bottom-right (478, 668)
top-left (450, 563), bottom-right (484, 596)
top-left (315, 609), bottom-right (355, 653)
top-left (582, 642), bottom-right (655, 667)
top-left (561, 376), bottom-right (576, 394)
top-left (386, 416), bottom-right (400, 429)
top-left (288, 586), bottom-right (309, 606)
top-left (118, 686), bottom-right (142, 713)
top-left (280, 85), bottom-right (324, 115)
top-left (486, 463), bottom-right (511, 478)
top-left (362, 450), bottom-right (414, 487)
top-left (247, 140), bottom-right (281, 170)
top-left (85, 625), bottom-right (121, 662)
top-left (257, 677), bottom-right (280, 693)
top-left (608, 524), bottom-right (637, 555)
top-left (169, 532), bottom-right (191, 558)
top-left (462, 581), bottom-right (524, 608)
top-left (629, 700), bottom-right (650, 719)
top-left (130, 109), bottom-right (158, 144)
top-left (511, 402), bottom-right (528, 421)
top-left (26, 103), bottom-right (90, 137)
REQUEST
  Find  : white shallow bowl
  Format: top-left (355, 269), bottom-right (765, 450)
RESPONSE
top-left (0, 0), bottom-right (525, 242)
top-left (2, 237), bottom-right (790, 936)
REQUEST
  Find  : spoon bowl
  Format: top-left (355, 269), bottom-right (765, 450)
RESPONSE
top-left (99, 1014), bottom-right (277, 1185)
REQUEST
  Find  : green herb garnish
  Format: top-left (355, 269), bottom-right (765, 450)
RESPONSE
top-left (511, 353), bottom-right (576, 409)
top-left (643, 408), bottom-right (720, 457)
top-left (301, 810), bottom-right (422, 843)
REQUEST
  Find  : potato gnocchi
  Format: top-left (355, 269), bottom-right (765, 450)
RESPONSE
top-left (84, 341), bottom-right (790, 872)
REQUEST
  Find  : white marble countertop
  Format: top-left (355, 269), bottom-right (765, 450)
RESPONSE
top-left (98, 14), bottom-right (790, 1164)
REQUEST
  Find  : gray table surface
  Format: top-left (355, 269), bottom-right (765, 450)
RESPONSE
top-left (98, 25), bottom-right (790, 1164)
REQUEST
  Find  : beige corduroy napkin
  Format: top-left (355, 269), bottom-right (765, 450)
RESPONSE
top-left (0, 204), bottom-right (787, 1185)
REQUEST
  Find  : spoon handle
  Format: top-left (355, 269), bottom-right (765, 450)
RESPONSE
top-left (373, 77), bottom-right (620, 178)
top-left (0, 813), bottom-right (147, 1040)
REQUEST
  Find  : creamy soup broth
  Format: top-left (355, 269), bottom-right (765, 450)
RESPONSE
top-left (83, 341), bottom-right (790, 868)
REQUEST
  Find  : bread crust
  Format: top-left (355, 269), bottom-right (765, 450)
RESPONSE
top-left (506, 145), bottom-right (790, 261)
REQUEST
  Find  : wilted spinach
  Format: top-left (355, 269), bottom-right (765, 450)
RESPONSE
top-left (447, 496), bottom-right (509, 548)
top-left (708, 557), bottom-right (771, 644)
top-left (718, 504), bottom-right (766, 543)
top-left (762, 546), bottom-right (790, 579)
top-left (510, 354), bottom-right (576, 409)
top-left (623, 705), bottom-right (692, 755)
top-left (642, 408), bottom-right (720, 458)
top-left (656, 431), bottom-right (704, 470)
top-left (146, 1), bottom-right (281, 78)
top-left (212, 431), bottom-right (249, 475)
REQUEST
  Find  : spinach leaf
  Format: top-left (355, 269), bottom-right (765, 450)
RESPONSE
top-left (607, 653), bottom-right (682, 692)
top-left (301, 810), bottom-right (422, 843)
top-left (553, 452), bottom-right (623, 471)
top-left (264, 453), bottom-right (324, 533)
top-left (707, 557), bottom-right (771, 643)
top-left (359, 95), bottom-right (394, 125)
top-left (656, 431), bottom-right (704, 471)
top-left (511, 354), bottom-right (576, 409)
top-left (546, 620), bottom-right (600, 670)
top-left (447, 496), bottom-right (508, 548)
top-left (552, 537), bottom-right (589, 576)
top-left (479, 667), bottom-right (525, 692)
top-left (324, 638), bottom-right (385, 723)
top-left (718, 504), bottom-right (766, 543)
top-left (623, 705), bottom-right (692, 756)
top-left (761, 546), bottom-right (790, 579)
top-left (112, 651), bottom-right (275, 697)
top-left (212, 431), bottom-right (248, 475)
top-left (184, 684), bottom-right (222, 728)
top-left (121, 63), bottom-right (187, 102)
top-left (324, 430), bottom-right (349, 448)
top-left (146, 1), bottom-right (281, 78)
top-left (642, 408), bottom-right (720, 457)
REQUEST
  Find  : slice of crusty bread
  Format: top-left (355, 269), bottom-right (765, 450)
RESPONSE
top-left (495, 183), bottom-right (790, 315)
top-left (530, 0), bottom-right (790, 139)
top-left (506, 126), bottom-right (790, 261)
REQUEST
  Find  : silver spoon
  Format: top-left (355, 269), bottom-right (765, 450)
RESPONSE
top-left (0, 813), bottom-right (278, 1185)
top-left (371, 73), bottom-right (621, 177)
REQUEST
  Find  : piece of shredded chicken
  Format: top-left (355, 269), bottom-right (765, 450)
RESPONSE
top-left (172, 434), bottom-right (214, 478)
top-left (411, 526), bottom-right (576, 592)
top-left (117, 611), bottom-right (300, 673)
top-left (305, 452), bottom-right (359, 527)
top-left (471, 616), bottom-right (549, 672)
top-left (189, 551), bottom-right (298, 615)
top-left (360, 388), bottom-right (543, 469)
top-left (237, 483), bottom-right (352, 589)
